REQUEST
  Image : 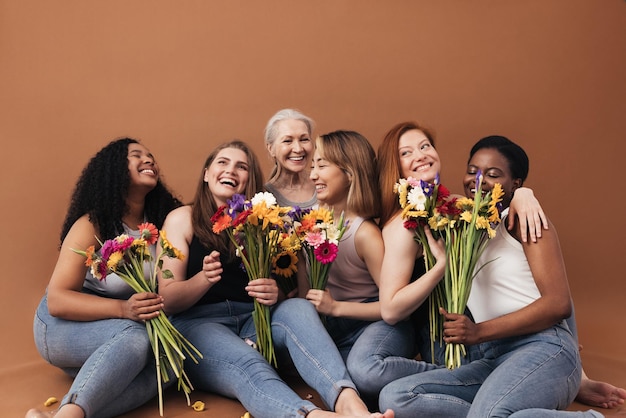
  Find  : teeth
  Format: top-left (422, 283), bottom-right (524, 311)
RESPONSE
top-left (315, 185), bottom-right (326, 191)
top-left (220, 179), bottom-right (236, 187)
top-left (140, 169), bottom-right (155, 174)
top-left (290, 156), bottom-right (304, 161)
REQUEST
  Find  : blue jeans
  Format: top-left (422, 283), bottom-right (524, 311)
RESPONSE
top-left (169, 298), bottom-right (358, 418)
top-left (33, 294), bottom-right (165, 418)
top-left (347, 319), bottom-right (441, 400)
top-left (379, 322), bottom-right (585, 418)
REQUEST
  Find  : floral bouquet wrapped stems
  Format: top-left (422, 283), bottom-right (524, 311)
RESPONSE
top-left (394, 175), bottom-right (450, 355)
top-left (73, 223), bottom-right (203, 417)
top-left (211, 192), bottom-right (294, 368)
top-left (437, 171), bottom-right (503, 369)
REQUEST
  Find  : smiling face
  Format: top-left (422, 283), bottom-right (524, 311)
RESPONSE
top-left (204, 147), bottom-right (250, 206)
top-left (398, 129), bottom-right (441, 182)
top-left (127, 142), bottom-right (159, 192)
top-left (309, 148), bottom-right (350, 209)
top-left (267, 119), bottom-right (313, 174)
top-left (463, 147), bottom-right (521, 207)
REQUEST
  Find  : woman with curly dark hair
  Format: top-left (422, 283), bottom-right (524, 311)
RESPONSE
top-left (27, 138), bottom-right (182, 418)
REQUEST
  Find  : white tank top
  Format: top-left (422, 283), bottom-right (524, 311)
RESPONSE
top-left (466, 214), bottom-right (541, 323)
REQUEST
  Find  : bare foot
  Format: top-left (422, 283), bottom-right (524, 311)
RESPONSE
top-left (576, 378), bottom-right (626, 409)
top-left (308, 388), bottom-right (394, 417)
top-left (25, 409), bottom-right (55, 418)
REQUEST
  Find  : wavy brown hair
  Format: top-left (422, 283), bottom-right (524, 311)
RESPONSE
top-left (191, 140), bottom-right (264, 259)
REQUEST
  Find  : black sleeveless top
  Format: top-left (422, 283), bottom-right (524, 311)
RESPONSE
top-left (186, 235), bottom-right (252, 305)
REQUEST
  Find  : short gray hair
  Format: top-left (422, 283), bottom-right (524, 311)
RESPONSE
top-left (264, 108), bottom-right (315, 146)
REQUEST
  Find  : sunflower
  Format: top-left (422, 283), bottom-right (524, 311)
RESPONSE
top-left (272, 250), bottom-right (298, 278)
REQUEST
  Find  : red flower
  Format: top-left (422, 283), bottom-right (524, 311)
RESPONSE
top-left (438, 197), bottom-right (462, 217)
top-left (210, 206), bottom-right (226, 224)
top-left (403, 219), bottom-right (419, 230)
top-left (232, 209), bottom-right (252, 227)
top-left (437, 184), bottom-right (451, 201)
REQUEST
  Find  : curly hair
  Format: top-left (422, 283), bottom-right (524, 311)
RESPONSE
top-left (60, 138), bottom-right (182, 246)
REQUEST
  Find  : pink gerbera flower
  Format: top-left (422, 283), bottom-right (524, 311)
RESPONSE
top-left (305, 231), bottom-right (325, 247)
top-left (314, 241), bottom-right (338, 264)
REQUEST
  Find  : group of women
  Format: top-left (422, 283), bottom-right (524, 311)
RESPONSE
top-left (27, 109), bottom-right (625, 418)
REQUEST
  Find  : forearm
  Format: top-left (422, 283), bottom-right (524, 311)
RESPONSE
top-left (332, 300), bottom-right (382, 321)
top-left (47, 288), bottom-right (125, 321)
top-left (159, 273), bottom-right (212, 314)
top-left (381, 261), bottom-right (444, 324)
top-left (475, 298), bottom-right (571, 343)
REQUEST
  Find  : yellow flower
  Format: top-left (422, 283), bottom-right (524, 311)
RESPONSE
top-left (456, 197), bottom-right (475, 210)
top-left (488, 183), bottom-right (504, 223)
top-left (475, 216), bottom-right (490, 230)
top-left (159, 230), bottom-right (186, 260)
top-left (307, 208), bottom-right (333, 224)
top-left (460, 211), bottom-right (473, 223)
top-left (272, 250), bottom-right (298, 277)
top-left (106, 251), bottom-right (124, 271)
top-left (131, 239), bottom-right (151, 258)
top-left (251, 204), bottom-right (284, 229)
top-left (280, 232), bottom-right (301, 252)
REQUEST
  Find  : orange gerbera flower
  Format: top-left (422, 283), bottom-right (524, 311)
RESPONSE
top-left (138, 222), bottom-right (159, 245)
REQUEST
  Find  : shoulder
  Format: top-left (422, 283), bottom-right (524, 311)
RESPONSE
top-left (163, 206), bottom-right (193, 233)
top-left (355, 219), bottom-right (384, 251)
top-left (61, 214), bottom-right (100, 250)
top-left (355, 219), bottom-right (382, 240)
top-left (382, 213), bottom-right (408, 236)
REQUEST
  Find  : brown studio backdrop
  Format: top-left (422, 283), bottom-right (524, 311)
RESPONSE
top-left (1, 0), bottom-right (624, 379)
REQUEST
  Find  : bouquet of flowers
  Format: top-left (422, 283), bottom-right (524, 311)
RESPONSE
top-left (394, 175), bottom-right (450, 356)
top-left (211, 192), bottom-right (294, 367)
top-left (73, 223), bottom-right (203, 416)
top-left (434, 172), bottom-right (503, 369)
top-left (293, 206), bottom-right (347, 291)
top-left (395, 173), bottom-right (503, 369)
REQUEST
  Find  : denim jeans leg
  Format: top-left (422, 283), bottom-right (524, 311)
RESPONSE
top-left (348, 319), bottom-right (440, 400)
top-left (33, 295), bottom-right (160, 418)
top-left (271, 298), bottom-right (357, 411)
top-left (468, 325), bottom-right (581, 418)
top-left (379, 360), bottom-right (488, 418)
top-left (171, 301), bottom-right (318, 418)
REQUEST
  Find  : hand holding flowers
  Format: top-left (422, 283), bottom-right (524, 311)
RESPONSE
top-left (211, 192), bottom-right (293, 367)
top-left (72, 223), bottom-right (203, 416)
top-left (395, 172), bottom-right (503, 369)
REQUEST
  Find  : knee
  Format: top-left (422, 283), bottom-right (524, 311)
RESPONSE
top-left (273, 298), bottom-right (315, 322)
top-left (379, 381), bottom-right (405, 412)
top-left (119, 321), bottom-right (152, 354)
top-left (347, 356), bottom-right (382, 396)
